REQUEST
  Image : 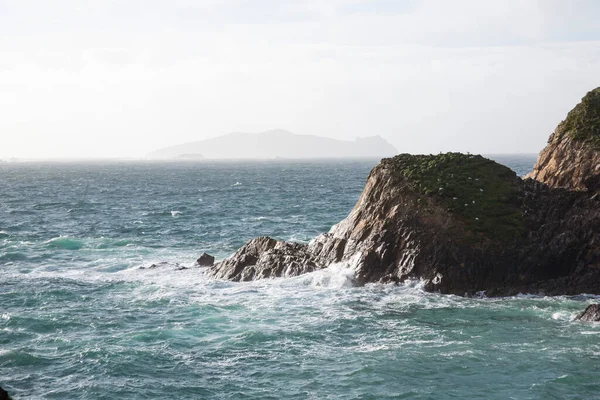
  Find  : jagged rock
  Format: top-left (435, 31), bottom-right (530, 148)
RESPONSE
top-left (526, 88), bottom-right (600, 192)
top-left (206, 153), bottom-right (600, 295)
top-left (576, 304), bottom-right (600, 322)
top-left (207, 89), bottom-right (600, 296)
top-left (208, 236), bottom-right (319, 281)
top-left (196, 252), bottom-right (215, 266)
top-left (139, 262), bottom-right (184, 270)
top-left (0, 386), bottom-right (13, 400)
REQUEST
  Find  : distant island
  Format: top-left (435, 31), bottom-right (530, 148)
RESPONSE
top-left (148, 129), bottom-right (397, 160)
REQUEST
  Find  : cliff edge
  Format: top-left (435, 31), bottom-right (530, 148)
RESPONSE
top-left (525, 88), bottom-right (600, 193)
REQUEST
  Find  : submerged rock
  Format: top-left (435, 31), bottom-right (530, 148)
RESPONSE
top-left (196, 252), bottom-right (215, 266)
top-left (207, 88), bottom-right (600, 296)
top-left (576, 304), bottom-right (600, 322)
top-left (140, 262), bottom-right (186, 270)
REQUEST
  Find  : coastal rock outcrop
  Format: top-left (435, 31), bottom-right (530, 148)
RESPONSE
top-left (209, 237), bottom-right (319, 281)
top-left (196, 253), bottom-right (215, 266)
top-left (525, 88), bottom-right (600, 193)
top-left (207, 89), bottom-right (600, 296)
top-left (576, 304), bottom-right (600, 322)
top-left (0, 386), bottom-right (13, 400)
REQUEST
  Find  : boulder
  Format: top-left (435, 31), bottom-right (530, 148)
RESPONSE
top-left (0, 386), bottom-right (13, 400)
top-left (196, 252), bottom-right (215, 267)
top-left (206, 239), bottom-right (330, 282)
top-left (208, 237), bottom-right (319, 281)
top-left (576, 304), bottom-right (600, 322)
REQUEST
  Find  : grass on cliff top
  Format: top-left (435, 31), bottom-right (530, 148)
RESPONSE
top-left (559, 87), bottom-right (600, 150)
top-left (382, 152), bottom-right (524, 242)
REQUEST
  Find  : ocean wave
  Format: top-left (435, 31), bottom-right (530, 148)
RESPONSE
top-left (142, 210), bottom-right (186, 218)
top-left (43, 236), bottom-right (133, 251)
top-left (552, 311), bottom-right (574, 321)
top-left (287, 233), bottom-right (312, 243)
top-left (0, 252), bottom-right (28, 262)
top-left (95, 238), bottom-right (131, 249)
top-left (45, 237), bottom-right (84, 250)
top-left (242, 216), bottom-right (284, 223)
top-left (8, 209), bottom-right (36, 215)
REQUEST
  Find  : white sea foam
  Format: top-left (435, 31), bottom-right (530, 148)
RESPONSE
top-left (552, 311), bottom-right (572, 321)
top-left (232, 182), bottom-right (242, 186)
top-left (294, 253), bottom-right (361, 288)
top-left (287, 233), bottom-right (310, 243)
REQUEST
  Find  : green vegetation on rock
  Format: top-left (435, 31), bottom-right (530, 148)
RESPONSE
top-left (382, 153), bottom-right (524, 242)
top-left (560, 87), bottom-right (600, 149)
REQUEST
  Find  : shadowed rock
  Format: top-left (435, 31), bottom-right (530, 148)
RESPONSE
top-left (0, 386), bottom-right (13, 400)
top-left (576, 304), bottom-right (600, 322)
top-left (196, 253), bottom-right (215, 266)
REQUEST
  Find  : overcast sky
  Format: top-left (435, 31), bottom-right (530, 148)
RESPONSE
top-left (1, 0), bottom-right (599, 159)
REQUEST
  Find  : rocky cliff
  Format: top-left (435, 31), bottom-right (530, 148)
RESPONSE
top-left (525, 88), bottom-right (600, 193)
top-left (207, 90), bottom-right (600, 296)
top-left (208, 153), bottom-right (600, 295)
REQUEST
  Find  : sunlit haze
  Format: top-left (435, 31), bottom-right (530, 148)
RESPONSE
top-left (1, 0), bottom-right (599, 159)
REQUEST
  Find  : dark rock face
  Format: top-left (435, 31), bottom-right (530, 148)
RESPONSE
top-left (576, 304), bottom-right (600, 322)
top-left (207, 89), bottom-right (600, 296)
top-left (196, 253), bottom-right (215, 267)
top-left (0, 386), bottom-right (13, 400)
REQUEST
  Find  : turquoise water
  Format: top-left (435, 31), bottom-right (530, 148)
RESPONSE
top-left (1, 156), bottom-right (599, 399)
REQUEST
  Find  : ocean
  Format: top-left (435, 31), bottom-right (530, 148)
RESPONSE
top-left (1, 155), bottom-right (599, 399)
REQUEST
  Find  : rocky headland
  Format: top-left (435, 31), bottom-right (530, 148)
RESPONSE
top-left (206, 88), bottom-right (600, 296)
top-left (526, 88), bottom-right (600, 193)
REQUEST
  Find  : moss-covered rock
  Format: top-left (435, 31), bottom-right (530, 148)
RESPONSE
top-left (526, 87), bottom-right (600, 192)
top-left (381, 153), bottom-right (524, 242)
top-left (559, 87), bottom-right (600, 149)
top-left (209, 88), bottom-right (600, 296)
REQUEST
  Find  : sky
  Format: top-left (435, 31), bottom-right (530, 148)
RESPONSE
top-left (1, 0), bottom-right (599, 159)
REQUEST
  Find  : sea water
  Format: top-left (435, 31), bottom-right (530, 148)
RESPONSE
top-left (1, 156), bottom-right (599, 399)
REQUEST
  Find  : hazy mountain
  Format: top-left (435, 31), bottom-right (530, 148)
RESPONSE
top-left (147, 130), bottom-right (397, 160)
